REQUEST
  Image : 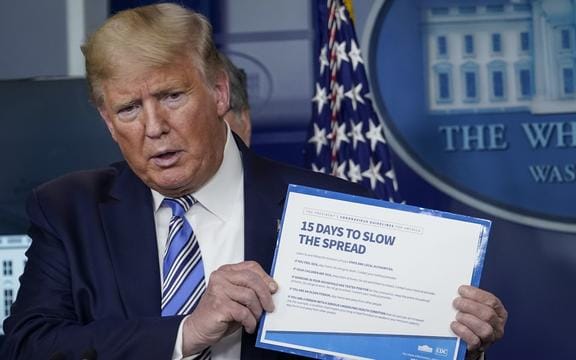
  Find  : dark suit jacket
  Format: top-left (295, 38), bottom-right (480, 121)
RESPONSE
top-left (1, 139), bottom-right (371, 359)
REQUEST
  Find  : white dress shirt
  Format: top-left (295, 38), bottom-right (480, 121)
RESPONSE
top-left (152, 125), bottom-right (244, 360)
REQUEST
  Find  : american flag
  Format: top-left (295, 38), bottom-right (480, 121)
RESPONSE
top-left (304, 0), bottom-right (402, 202)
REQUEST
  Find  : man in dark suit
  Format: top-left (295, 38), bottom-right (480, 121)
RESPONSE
top-left (1, 4), bottom-right (506, 360)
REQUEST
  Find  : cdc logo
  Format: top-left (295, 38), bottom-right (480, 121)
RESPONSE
top-left (435, 347), bottom-right (449, 357)
top-left (365, 0), bottom-right (576, 232)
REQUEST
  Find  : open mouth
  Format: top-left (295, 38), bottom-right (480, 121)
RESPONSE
top-left (155, 151), bottom-right (178, 159)
top-left (151, 150), bottom-right (181, 167)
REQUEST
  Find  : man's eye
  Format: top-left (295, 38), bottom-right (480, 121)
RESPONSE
top-left (164, 92), bottom-right (186, 107)
top-left (117, 104), bottom-right (139, 119)
top-left (167, 92), bottom-right (183, 101)
top-left (119, 105), bottom-right (134, 114)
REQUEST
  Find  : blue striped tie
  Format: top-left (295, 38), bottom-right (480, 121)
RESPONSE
top-left (161, 195), bottom-right (206, 315)
top-left (161, 196), bottom-right (211, 358)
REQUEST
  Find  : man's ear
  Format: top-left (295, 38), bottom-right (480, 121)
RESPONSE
top-left (98, 108), bottom-right (118, 142)
top-left (213, 69), bottom-right (230, 117)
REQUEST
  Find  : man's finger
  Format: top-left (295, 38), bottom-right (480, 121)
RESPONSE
top-left (458, 286), bottom-right (507, 318)
top-left (222, 283), bottom-right (264, 319)
top-left (450, 321), bottom-right (483, 351)
top-left (215, 262), bottom-right (276, 312)
top-left (220, 261), bottom-right (278, 292)
top-left (455, 312), bottom-right (495, 345)
top-left (453, 297), bottom-right (499, 324)
top-left (455, 286), bottom-right (507, 340)
top-left (226, 300), bottom-right (258, 334)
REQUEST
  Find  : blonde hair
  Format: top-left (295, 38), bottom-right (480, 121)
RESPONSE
top-left (82, 3), bottom-right (222, 105)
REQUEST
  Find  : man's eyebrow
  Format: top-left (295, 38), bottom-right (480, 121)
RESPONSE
top-left (153, 85), bottom-right (193, 98)
top-left (113, 99), bottom-right (140, 112)
top-left (153, 89), bottom-right (175, 98)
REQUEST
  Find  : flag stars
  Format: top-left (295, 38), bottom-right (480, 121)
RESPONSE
top-left (334, 41), bottom-right (349, 69)
top-left (334, 161), bottom-right (348, 180)
top-left (335, 5), bottom-right (348, 29)
top-left (345, 83), bottom-right (365, 111)
top-left (312, 83), bottom-right (328, 115)
top-left (330, 122), bottom-right (349, 151)
top-left (348, 121), bottom-right (366, 149)
top-left (311, 163), bottom-right (326, 174)
top-left (365, 120), bottom-right (387, 151)
top-left (362, 159), bottom-right (385, 190)
top-left (319, 46), bottom-right (329, 75)
top-left (349, 40), bottom-right (364, 71)
top-left (332, 83), bottom-right (345, 112)
top-left (306, 3), bottom-right (402, 203)
top-left (347, 160), bottom-right (363, 183)
top-left (308, 123), bottom-right (328, 155)
top-left (385, 168), bottom-right (399, 192)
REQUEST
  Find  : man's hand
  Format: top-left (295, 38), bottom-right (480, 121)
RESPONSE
top-left (451, 285), bottom-right (508, 360)
top-left (181, 261), bottom-right (277, 356)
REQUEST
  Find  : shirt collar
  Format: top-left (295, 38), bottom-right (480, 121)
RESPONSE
top-left (151, 123), bottom-right (243, 221)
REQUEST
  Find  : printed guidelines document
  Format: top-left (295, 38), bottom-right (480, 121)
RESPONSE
top-left (257, 185), bottom-right (490, 360)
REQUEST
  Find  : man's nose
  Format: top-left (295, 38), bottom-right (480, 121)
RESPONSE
top-left (143, 101), bottom-right (169, 138)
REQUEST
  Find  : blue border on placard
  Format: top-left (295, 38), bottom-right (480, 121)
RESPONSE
top-left (261, 331), bottom-right (460, 360)
top-left (256, 184), bottom-right (491, 360)
top-left (255, 184), bottom-right (295, 353)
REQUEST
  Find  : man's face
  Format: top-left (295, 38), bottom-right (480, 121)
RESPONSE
top-left (98, 57), bottom-right (229, 197)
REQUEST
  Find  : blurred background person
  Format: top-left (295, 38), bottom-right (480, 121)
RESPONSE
top-left (220, 52), bottom-right (251, 147)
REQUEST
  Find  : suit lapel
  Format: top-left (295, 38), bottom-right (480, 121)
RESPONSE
top-left (99, 163), bottom-right (162, 317)
top-left (237, 137), bottom-right (295, 360)
top-left (239, 140), bottom-right (287, 273)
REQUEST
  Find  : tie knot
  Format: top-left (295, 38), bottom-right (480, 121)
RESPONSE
top-left (162, 195), bottom-right (197, 217)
